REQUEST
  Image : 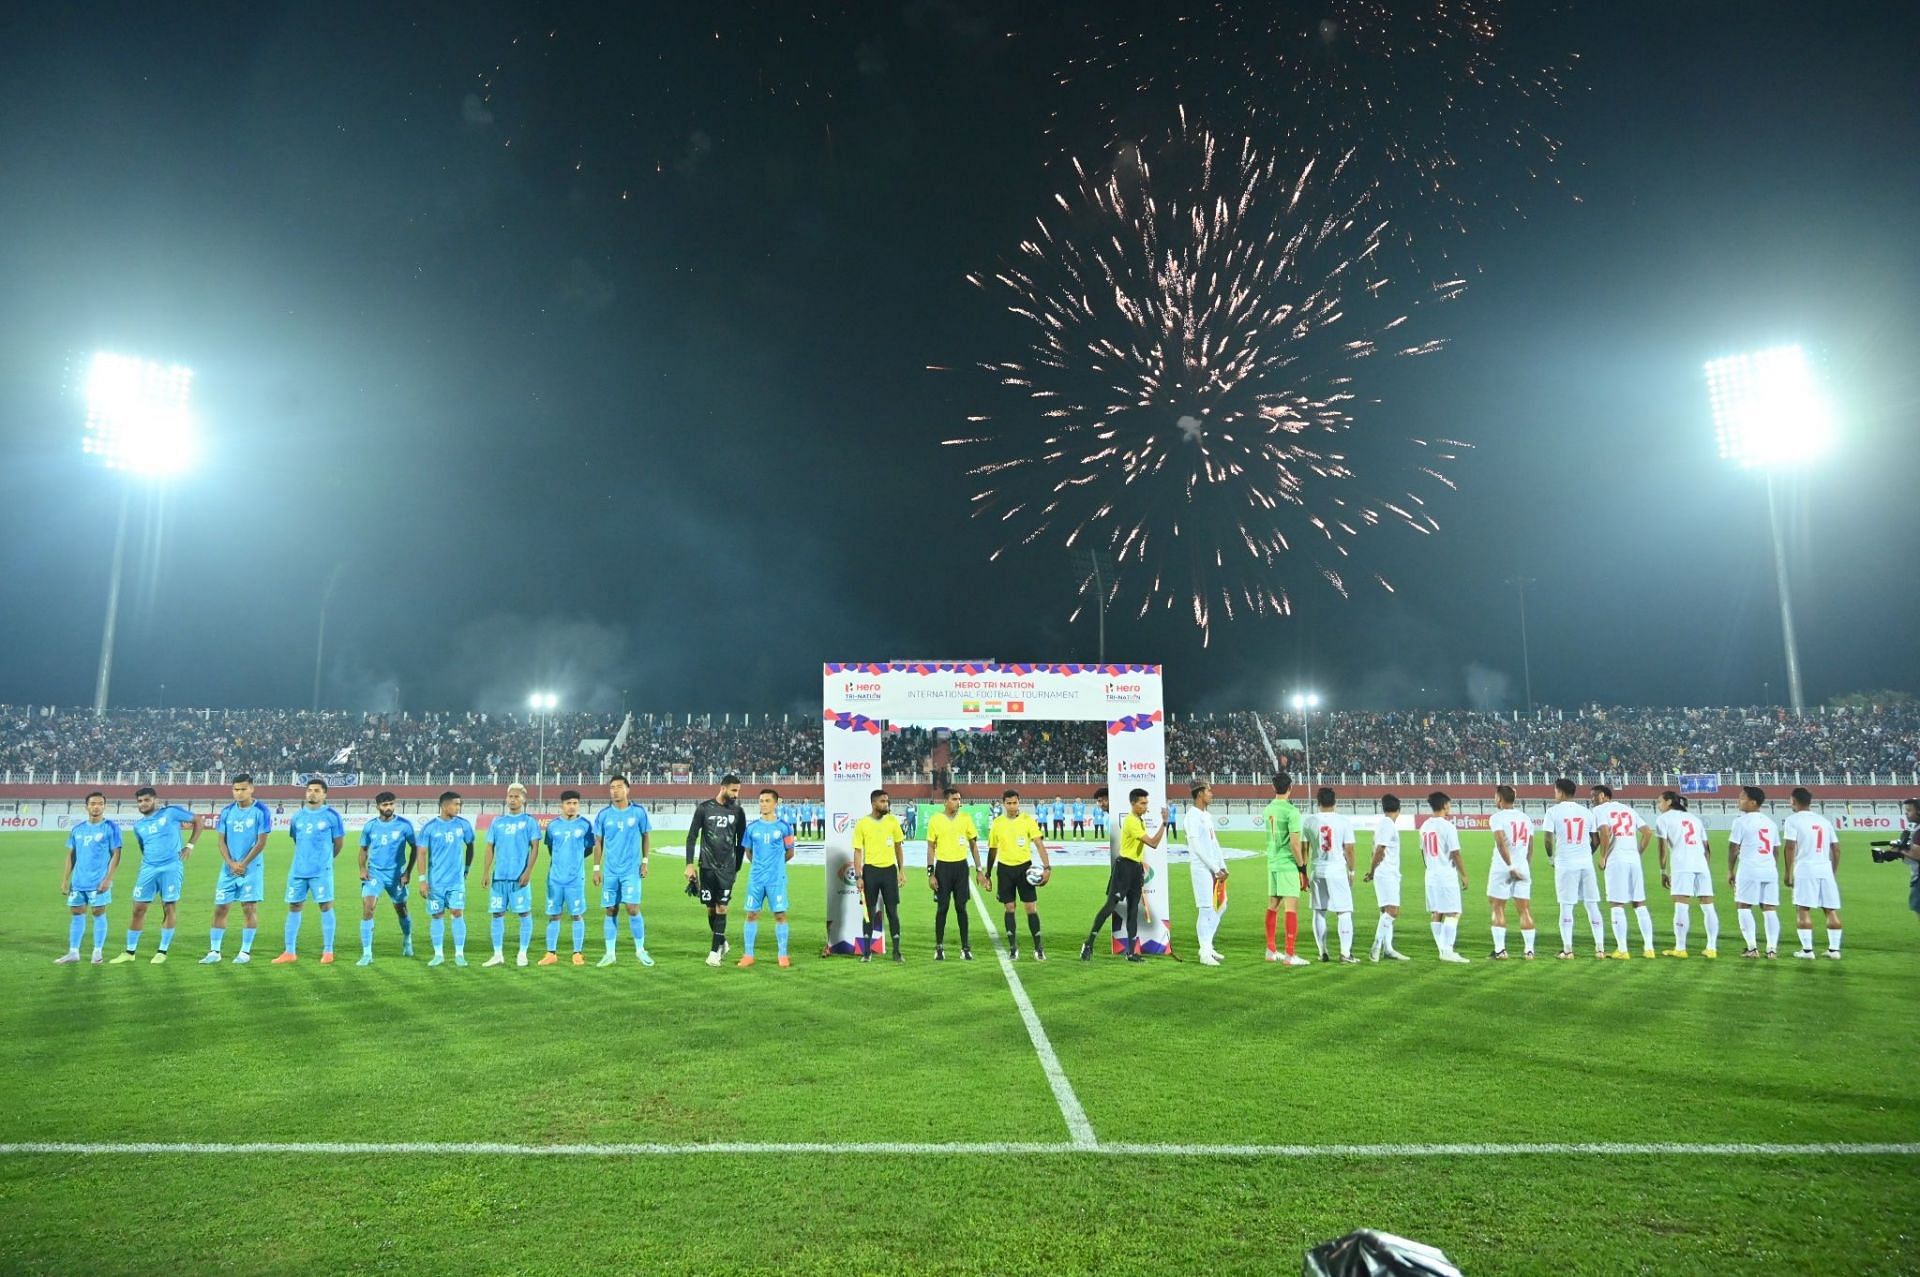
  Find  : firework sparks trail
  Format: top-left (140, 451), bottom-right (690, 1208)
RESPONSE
top-left (940, 115), bottom-right (1470, 645)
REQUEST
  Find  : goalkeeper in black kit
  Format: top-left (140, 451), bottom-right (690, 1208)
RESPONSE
top-left (686, 774), bottom-right (748, 967)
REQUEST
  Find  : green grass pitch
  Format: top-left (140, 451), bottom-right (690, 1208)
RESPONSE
top-left (2, 826), bottom-right (1917, 1275)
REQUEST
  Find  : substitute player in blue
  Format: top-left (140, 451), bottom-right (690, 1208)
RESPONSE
top-left (356, 790), bottom-right (417, 965)
top-left (112, 786), bottom-right (199, 964)
top-left (56, 791), bottom-right (121, 965)
top-left (1071, 796), bottom-right (1087, 840)
top-left (484, 782), bottom-right (542, 967)
top-left (200, 774), bottom-right (272, 964)
top-left (539, 790), bottom-right (594, 965)
top-left (739, 788), bottom-right (795, 968)
top-left (592, 774), bottom-right (653, 967)
top-left (274, 778), bottom-right (345, 965)
top-left (418, 790), bottom-right (476, 967)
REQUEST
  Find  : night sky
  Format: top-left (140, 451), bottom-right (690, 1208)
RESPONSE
top-left (2, 1), bottom-right (1915, 716)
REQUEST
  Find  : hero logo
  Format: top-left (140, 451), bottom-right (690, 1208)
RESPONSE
top-left (0, 815), bottom-right (40, 828)
top-left (1105, 681), bottom-right (1143, 703)
top-left (1116, 760), bottom-right (1159, 780)
top-left (831, 760), bottom-right (874, 782)
top-left (841, 680), bottom-right (883, 703)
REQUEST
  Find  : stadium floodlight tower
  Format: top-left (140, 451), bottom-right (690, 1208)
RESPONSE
top-left (1289, 691), bottom-right (1322, 788)
top-left (529, 692), bottom-right (559, 803)
top-left (81, 352), bottom-right (196, 716)
top-left (1704, 344), bottom-right (1834, 716)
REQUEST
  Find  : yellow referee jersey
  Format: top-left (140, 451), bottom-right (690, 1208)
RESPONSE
top-left (926, 811), bottom-right (978, 863)
top-left (852, 813), bottom-right (905, 869)
top-left (988, 813), bottom-right (1044, 867)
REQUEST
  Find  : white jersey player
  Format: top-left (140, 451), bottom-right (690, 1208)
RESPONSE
top-left (1655, 790), bottom-right (1720, 958)
top-left (1362, 795), bottom-right (1409, 962)
top-left (1590, 784), bottom-right (1657, 959)
top-left (1728, 786), bottom-right (1782, 958)
top-left (1486, 786), bottom-right (1536, 960)
top-left (1781, 786), bottom-right (1842, 960)
top-left (1184, 784), bottom-right (1230, 966)
top-left (1419, 792), bottom-right (1471, 964)
top-left (1305, 789), bottom-right (1358, 965)
top-left (1541, 779), bottom-right (1605, 959)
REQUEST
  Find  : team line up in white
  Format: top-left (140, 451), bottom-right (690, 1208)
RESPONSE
top-left (47, 772), bottom-right (1859, 970)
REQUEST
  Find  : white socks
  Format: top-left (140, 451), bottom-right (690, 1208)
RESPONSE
top-left (1827, 927), bottom-right (1842, 954)
top-left (1376, 915), bottom-right (1395, 952)
top-left (1673, 906), bottom-right (1690, 950)
top-left (1763, 911), bottom-right (1780, 952)
top-left (1491, 925), bottom-right (1507, 953)
top-left (1337, 913), bottom-right (1353, 959)
top-left (1611, 907), bottom-right (1628, 951)
top-left (1440, 918), bottom-right (1458, 954)
top-left (1797, 926), bottom-right (1814, 952)
top-left (1738, 908), bottom-right (1757, 950)
top-left (1635, 906), bottom-right (1655, 950)
top-left (1560, 907), bottom-right (1575, 953)
top-left (1521, 928), bottom-right (1536, 956)
top-left (1703, 907), bottom-right (1720, 950)
top-left (1312, 911), bottom-right (1329, 956)
top-left (1585, 904), bottom-right (1605, 948)
top-left (1431, 920), bottom-right (1446, 952)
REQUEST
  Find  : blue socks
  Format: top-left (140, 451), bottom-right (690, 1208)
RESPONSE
top-left (209, 925), bottom-right (226, 953)
top-left (743, 920), bottom-right (758, 956)
top-left (283, 913), bottom-right (302, 954)
top-left (159, 927), bottom-right (175, 953)
top-left (603, 917), bottom-right (619, 953)
top-left (450, 917), bottom-right (466, 952)
top-left (430, 916), bottom-right (445, 953)
top-left (239, 927), bottom-right (256, 954)
top-left (572, 918), bottom-right (586, 953)
top-left (125, 928), bottom-right (143, 955)
top-left (360, 920), bottom-right (375, 952)
top-left (546, 918), bottom-right (561, 952)
top-left (67, 915), bottom-right (86, 951)
top-left (399, 912), bottom-right (413, 939)
top-left (93, 915), bottom-right (109, 950)
top-left (628, 914), bottom-right (645, 950)
top-left (776, 921), bottom-right (789, 957)
top-left (518, 914), bottom-right (533, 953)
top-left (320, 912), bottom-right (336, 953)
top-left (491, 916), bottom-right (506, 952)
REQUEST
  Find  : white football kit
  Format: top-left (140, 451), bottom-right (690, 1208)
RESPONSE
top-left (1370, 815), bottom-right (1402, 909)
top-left (1658, 809), bottom-right (1714, 897)
top-left (1728, 811), bottom-right (1781, 907)
top-left (1487, 809), bottom-right (1533, 901)
top-left (1421, 817), bottom-right (1463, 915)
top-left (1592, 801), bottom-right (1648, 903)
top-left (1541, 800), bottom-right (1600, 904)
top-left (1782, 809), bottom-right (1842, 911)
top-left (1306, 811), bottom-right (1355, 912)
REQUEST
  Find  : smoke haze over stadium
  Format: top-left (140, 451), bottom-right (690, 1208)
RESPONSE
top-left (1, 3), bottom-right (1915, 714)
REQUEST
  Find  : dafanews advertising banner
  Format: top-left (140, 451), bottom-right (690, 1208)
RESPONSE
top-left (823, 662), bottom-right (1166, 956)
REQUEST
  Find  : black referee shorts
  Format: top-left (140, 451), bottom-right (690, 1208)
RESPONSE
top-left (996, 862), bottom-right (1038, 904)
top-left (932, 859), bottom-right (971, 902)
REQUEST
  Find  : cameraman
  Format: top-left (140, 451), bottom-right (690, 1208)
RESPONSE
top-left (1901, 798), bottom-right (1920, 921)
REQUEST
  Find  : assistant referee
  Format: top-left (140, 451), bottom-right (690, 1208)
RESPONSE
top-left (924, 787), bottom-right (983, 961)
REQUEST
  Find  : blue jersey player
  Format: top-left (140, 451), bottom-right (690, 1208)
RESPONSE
top-left (739, 788), bottom-right (796, 968)
top-left (356, 790), bottom-right (417, 965)
top-left (539, 790), bottom-right (595, 965)
top-left (274, 779), bottom-right (345, 964)
top-left (484, 783), bottom-right (543, 967)
top-left (1072, 798), bottom-right (1088, 838)
top-left (417, 790), bottom-right (476, 968)
top-left (55, 792), bottom-right (121, 965)
top-left (592, 775), bottom-right (653, 967)
top-left (201, 774), bottom-right (272, 964)
top-left (112, 786), bottom-right (199, 964)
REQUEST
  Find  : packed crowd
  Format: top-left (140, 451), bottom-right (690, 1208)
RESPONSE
top-left (1, 703), bottom-right (1915, 780)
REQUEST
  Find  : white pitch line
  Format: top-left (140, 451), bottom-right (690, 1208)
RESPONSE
top-left (2, 1141), bottom-right (1916, 1158)
top-left (969, 888), bottom-right (1097, 1148)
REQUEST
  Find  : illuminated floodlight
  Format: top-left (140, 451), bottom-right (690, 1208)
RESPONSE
top-left (529, 692), bottom-right (559, 712)
top-left (82, 352), bottom-right (195, 476)
top-left (1289, 692), bottom-right (1321, 711)
top-left (1704, 345), bottom-right (1832, 470)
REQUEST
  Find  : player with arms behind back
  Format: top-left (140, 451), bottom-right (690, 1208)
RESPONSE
top-left (483, 783), bottom-right (543, 967)
top-left (1183, 783), bottom-right (1229, 965)
top-left (1728, 786), bottom-right (1782, 959)
top-left (55, 791), bottom-right (120, 966)
top-left (417, 790), bottom-right (476, 968)
top-left (200, 775), bottom-right (270, 965)
top-left (1261, 773), bottom-right (1309, 966)
top-left (1486, 786), bottom-right (1536, 960)
top-left (1591, 783), bottom-right (1657, 959)
top-left (1781, 787), bottom-right (1843, 960)
top-left (1655, 791), bottom-right (1720, 958)
top-left (1363, 795), bottom-right (1410, 962)
top-left (539, 791), bottom-right (594, 965)
top-left (738, 788), bottom-right (796, 968)
top-left (356, 790), bottom-right (417, 965)
top-left (1305, 787), bottom-right (1359, 964)
top-left (274, 779), bottom-right (345, 965)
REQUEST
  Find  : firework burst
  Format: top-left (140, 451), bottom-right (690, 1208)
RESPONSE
top-left (941, 114), bottom-right (1469, 644)
top-left (1051, 0), bottom-right (1579, 254)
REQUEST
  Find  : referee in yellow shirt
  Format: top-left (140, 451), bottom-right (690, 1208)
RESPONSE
top-left (851, 788), bottom-right (907, 963)
top-left (924, 787), bottom-right (983, 961)
top-left (986, 789), bottom-right (1053, 961)
top-left (1081, 788), bottom-right (1167, 963)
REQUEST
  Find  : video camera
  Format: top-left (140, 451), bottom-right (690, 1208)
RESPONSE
top-left (1870, 840), bottom-right (1910, 864)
